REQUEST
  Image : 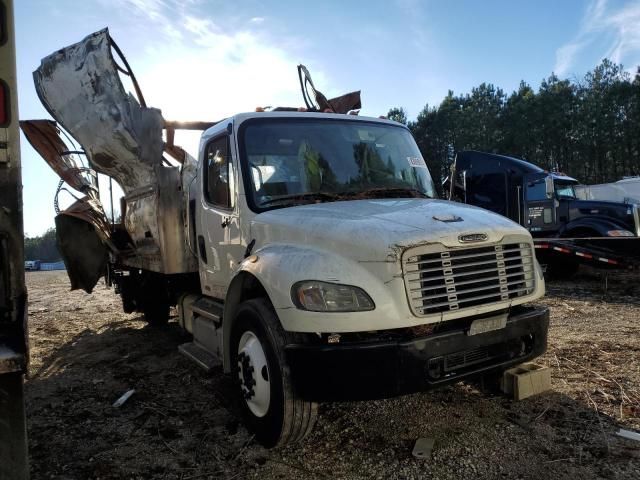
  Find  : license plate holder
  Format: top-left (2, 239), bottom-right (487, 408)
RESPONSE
top-left (468, 314), bottom-right (507, 336)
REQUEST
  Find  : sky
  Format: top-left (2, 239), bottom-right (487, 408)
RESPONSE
top-left (14, 0), bottom-right (640, 236)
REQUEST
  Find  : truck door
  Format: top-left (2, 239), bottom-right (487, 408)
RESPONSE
top-left (196, 133), bottom-right (242, 298)
top-left (524, 175), bottom-right (557, 236)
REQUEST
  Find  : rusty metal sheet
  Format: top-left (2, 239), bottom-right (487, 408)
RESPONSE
top-left (33, 28), bottom-right (164, 193)
top-left (20, 119), bottom-right (96, 196)
top-left (54, 195), bottom-right (114, 293)
top-left (19, 118), bottom-right (112, 253)
top-left (20, 117), bottom-right (114, 291)
top-left (297, 64), bottom-right (361, 113)
top-left (61, 195), bottom-right (112, 244)
top-left (55, 211), bottom-right (107, 294)
top-left (326, 90), bottom-right (361, 114)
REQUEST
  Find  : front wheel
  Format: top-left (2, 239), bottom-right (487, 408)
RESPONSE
top-left (231, 298), bottom-right (317, 447)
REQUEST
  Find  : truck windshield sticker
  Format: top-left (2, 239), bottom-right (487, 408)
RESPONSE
top-left (408, 156), bottom-right (427, 169)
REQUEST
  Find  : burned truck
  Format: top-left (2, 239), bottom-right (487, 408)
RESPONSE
top-left (24, 30), bottom-right (550, 447)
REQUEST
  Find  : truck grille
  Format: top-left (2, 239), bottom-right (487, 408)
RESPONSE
top-left (404, 243), bottom-right (535, 316)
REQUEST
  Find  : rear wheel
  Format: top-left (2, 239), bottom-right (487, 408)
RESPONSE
top-left (231, 298), bottom-right (317, 447)
top-left (118, 271), bottom-right (170, 326)
top-left (546, 228), bottom-right (598, 279)
top-left (142, 301), bottom-right (170, 326)
top-left (544, 257), bottom-right (579, 279)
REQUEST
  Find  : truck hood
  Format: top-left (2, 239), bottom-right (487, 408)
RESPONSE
top-left (251, 199), bottom-right (530, 261)
top-left (567, 199), bottom-right (636, 233)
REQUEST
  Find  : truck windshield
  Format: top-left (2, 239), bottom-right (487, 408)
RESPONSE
top-left (555, 182), bottom-right (577, 199)
top-left (240, 118), bottom-right (436, 210)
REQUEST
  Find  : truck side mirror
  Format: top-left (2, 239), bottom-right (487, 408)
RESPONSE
top-left (545, 176), bottom-right (554, 199)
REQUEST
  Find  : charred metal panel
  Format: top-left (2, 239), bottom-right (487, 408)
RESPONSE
top-left (55, 214), bottom-right (107, 293)
top-left (38, 190), bottom-right (112, 294)
top-left (20, 118), bottom-right (112, 237)
top-left (124, 165), bottom-right (198, 274)
top-left (33, 29), bottom-right (163, 193)
top-left (28, 29), bottom-right (197, 277)
top-left (20, 117), bottom-right (114, 292)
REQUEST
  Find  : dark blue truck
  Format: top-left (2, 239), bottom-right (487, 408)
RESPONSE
top-left (447, 151), bottom-right (640, 276)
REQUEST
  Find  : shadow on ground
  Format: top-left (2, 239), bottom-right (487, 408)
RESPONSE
top-left (26, 318), bottom-right (256, 479)
top-left (25, 317), bottom-right (639, 480)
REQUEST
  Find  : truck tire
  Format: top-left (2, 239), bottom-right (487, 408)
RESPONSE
top-left (230, 298), bottom-right (317, 447)
top-left (545, 257), bottom-right (579, 279)
top-left (546, 228), bottom-right (596, 279)
top-left (139, 273), bottom-right (170, 326)
top-left (142, 301), bottom-right (170, 326)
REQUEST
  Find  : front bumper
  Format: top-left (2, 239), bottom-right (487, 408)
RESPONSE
top-left (286, 305), bottom-right (549, 401)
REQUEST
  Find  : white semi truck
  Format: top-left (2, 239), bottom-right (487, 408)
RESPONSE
top-left (23, 30), bottom-right (550, 447)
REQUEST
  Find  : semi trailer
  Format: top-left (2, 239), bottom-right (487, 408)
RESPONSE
top-left (24, 30), bottom-right (550, 447)
top-left (576, 177), bottom-right (640, 205)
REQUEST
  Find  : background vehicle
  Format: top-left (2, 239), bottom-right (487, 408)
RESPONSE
top-left (576, 177), bottom-right (640, 205)
top-left (24, 260), bottom-right (41, 271)
top-left (447, 151), bottom-right (640, 275)
top-left (24, 30), bottom-right (550, 447)
top-left (0, 0), bottom-right (30, 478)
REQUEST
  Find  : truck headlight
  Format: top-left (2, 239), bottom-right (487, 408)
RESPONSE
top-left (292, 281), bottom-right (375, 312)
top-left (607, 229), bottom-right (634, 237)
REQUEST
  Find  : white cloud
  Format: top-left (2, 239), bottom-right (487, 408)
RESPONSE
top-left (554, 0), bottom-right (640, 76)
top-left (99, 1), bottom-right (329, 156)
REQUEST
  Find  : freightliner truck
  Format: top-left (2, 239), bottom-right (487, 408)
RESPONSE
top-left (0, 0), bottom-right (29, 478)
top-left (448, 151), bottom-right (640, 275)
top-left (23, 30), bottom-right (550, 447)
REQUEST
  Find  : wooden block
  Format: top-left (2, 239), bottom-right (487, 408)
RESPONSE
top-left (501, 362), bottom-right (551, 400)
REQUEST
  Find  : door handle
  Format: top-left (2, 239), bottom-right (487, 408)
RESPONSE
top-left (197, 235), bottom-right (207, 263)
top-left (221, 216), bottom-right (231, 228)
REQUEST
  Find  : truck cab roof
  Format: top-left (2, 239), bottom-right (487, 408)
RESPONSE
top-left (457, 150), bottom-right (578, 183)
top-left (457, 150), bottom-right (544, 175)
top-left (201, 111), bottom-right (407, 140)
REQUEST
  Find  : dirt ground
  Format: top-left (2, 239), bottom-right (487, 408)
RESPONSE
top-left (24, 269), bottom-right (640, 480)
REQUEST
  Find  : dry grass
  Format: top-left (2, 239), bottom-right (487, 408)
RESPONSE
top-left (24, 269), bottom-right (640, 479)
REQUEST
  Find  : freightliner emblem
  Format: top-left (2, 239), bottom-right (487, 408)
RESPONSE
top-left (458, 233), bottom-right (488, 243)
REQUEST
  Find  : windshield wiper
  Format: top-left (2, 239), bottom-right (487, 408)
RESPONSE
top-left (259, 192), bottom-right (341, 207)
top-left (337, 187), bottom-right (432, 199)
top-left (259, 188), bottom-right (431, 207)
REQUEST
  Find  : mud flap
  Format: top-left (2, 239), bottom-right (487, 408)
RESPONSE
top-left (55, 214), bottom-right (107, 293)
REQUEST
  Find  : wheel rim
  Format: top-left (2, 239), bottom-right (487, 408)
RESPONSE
top-left (237, 331), bottom-right (271, 418)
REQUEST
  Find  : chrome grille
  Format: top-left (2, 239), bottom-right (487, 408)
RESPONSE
top-left (404, 243), bottom-right (535, 316)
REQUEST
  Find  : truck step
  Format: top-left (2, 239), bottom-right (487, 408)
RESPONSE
top-left (178, 342), bottom-right (221, 372)
top-left (191, 297), bottom-right (223, 324)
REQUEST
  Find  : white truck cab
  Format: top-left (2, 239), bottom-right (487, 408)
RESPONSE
top-left (24, 30), bottom-right (550, 448)
top-left (178, 111), bottom-right (549, 446)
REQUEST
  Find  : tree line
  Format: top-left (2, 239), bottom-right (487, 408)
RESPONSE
top-left (24, 228), bottom-right (61, 262)
top-left (388, 59), bottom-right (640, 193)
